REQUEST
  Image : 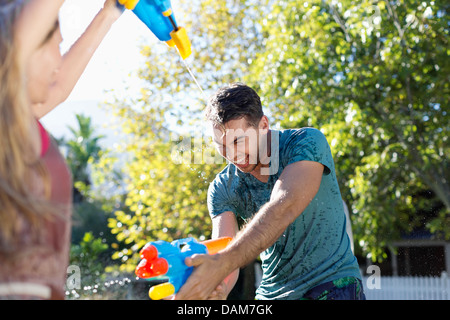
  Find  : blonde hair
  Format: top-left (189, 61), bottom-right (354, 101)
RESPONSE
top-left (0, 0), bottom-right (55, 254)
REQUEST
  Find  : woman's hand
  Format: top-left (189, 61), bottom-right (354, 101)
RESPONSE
top-left (102, 0), bottom-right (125, 20)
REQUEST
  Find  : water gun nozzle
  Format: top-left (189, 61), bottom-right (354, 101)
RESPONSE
top-left (170, 27), bottom-right (192, 60)
top-left (140, 243), bottom-right (157, 260)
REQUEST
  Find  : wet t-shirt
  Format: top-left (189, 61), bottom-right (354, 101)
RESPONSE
top-left (207, 128), bottom-right (361, 300)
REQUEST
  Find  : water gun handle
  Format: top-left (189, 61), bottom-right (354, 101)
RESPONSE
top-left (149, 237), bottom-right (232, 300)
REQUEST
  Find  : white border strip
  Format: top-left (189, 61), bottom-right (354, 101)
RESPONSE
top-left (0, 282), bottom-right (51, 299)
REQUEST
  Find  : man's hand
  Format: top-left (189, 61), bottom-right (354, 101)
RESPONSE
top-left (207, 281), bottom-right (229, 300)
top-left (174, 253), bottom-right (232, 300)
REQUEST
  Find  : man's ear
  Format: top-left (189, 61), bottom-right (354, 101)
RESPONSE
top-left (258, 115), bottom-right (270, 134)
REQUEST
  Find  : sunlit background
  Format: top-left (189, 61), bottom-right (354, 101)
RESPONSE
top-left (41, 0), bottom-right (156, 147)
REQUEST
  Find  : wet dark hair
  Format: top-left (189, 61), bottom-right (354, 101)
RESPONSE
top-left (205, 83), bottom-right (264, 128)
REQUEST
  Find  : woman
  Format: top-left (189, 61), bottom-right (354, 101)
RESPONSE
top-left (0, 0), bottom-right (122, 299)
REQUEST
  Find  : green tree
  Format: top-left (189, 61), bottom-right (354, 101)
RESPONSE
top-left (67, 232), bottom-right (109, 299)
top-left (64, 113), bottom-right (104, 190)
top-left (245, 0), bottom-right (449, 260)
top-left (58, 114), bottom-right (114, 244)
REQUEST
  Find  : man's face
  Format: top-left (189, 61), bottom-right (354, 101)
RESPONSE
top-left (212, 116), bottom-right (268, 173)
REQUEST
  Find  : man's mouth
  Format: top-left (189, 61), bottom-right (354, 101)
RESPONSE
top-left (234, 155), bottom-right (250, 169)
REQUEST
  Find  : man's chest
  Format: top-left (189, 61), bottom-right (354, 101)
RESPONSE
top-left (232, 178), bottom-right (275, 222)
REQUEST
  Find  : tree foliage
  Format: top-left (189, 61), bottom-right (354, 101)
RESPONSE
top-left (244, 0), bottom-right (449, 260)
top-left (64, 114), bottom-right (104, 188)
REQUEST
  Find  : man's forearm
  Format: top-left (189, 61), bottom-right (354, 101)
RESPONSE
top-left (177, 201), bottom-right (290, 300)
top-left (218, 199), bottom-right (295, 273)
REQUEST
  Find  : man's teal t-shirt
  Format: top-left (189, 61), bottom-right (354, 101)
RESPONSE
top-left (207, 127), bottom-right (361, 300)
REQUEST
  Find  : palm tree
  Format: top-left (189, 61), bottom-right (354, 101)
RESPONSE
top-left (63, 114), bottom-right (104, 202)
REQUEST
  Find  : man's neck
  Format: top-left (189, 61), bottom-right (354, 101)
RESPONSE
top-left (249, 130), bottom-right (272, 183)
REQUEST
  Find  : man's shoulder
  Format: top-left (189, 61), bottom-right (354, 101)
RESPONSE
top-left (207, 165), bottom-right (242, 217)
top-left (278, 127), bottom-right (332, 173)
top-left (210, 164), bottom-right (238, 191)
top-left (278, 127), bottom-right (326, 151)
top-left (280, 127), bottom-right (324, 140)
top-left (213, 164), bottom-right (232, 181)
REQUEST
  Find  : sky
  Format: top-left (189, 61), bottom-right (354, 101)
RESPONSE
top-left (40, 0), bottom-right (156, 147)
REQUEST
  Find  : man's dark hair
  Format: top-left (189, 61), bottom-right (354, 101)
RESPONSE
top-left (205, 83), bottom-right (264, 128)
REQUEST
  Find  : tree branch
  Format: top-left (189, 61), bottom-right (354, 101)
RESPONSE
top-left (385, 1), bottom-right (405, 43)
top-left (329, 3), bottom-right (351, 42)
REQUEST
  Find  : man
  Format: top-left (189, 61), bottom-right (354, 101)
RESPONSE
top-left (175, 83), bottom-right (364, 300)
